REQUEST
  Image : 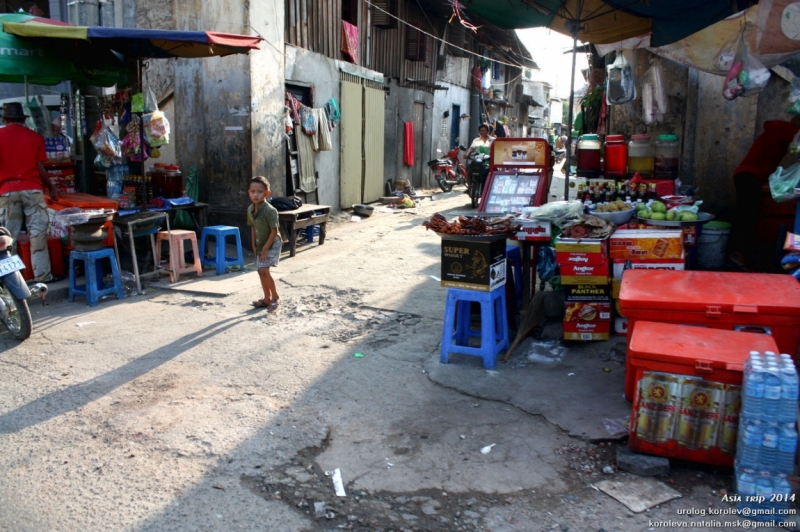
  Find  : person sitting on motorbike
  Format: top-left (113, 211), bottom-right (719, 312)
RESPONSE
top-left (464, 123), bottom-right (493, 192)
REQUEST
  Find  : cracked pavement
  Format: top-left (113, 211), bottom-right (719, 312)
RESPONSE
top-left (0, 191), bottom-right (781, 531)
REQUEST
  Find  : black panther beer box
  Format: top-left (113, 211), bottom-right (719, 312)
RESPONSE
top-left (440, 235), bottom-right (506, 292)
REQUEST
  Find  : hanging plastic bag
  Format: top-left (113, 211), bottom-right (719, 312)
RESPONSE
top-left (606, 52), bottom-right (636, 105)
top-left (90, 120), bottom-right (122, 168)
top-left (143, 110), bottom-right (170, 147)
top-left (144, 88), bottom-right (158, 113)
top-left (769, 163), bottom-right (800, 202)
top-left (722, 31), bottom-right (770, 100)
top-left (788, 78), bottom-right (800, 115)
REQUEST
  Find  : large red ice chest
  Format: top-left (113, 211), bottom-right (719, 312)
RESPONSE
top-left (628, 321), bottom-right (779, 467)
top-left (619, 270), bottom-right (800, 399)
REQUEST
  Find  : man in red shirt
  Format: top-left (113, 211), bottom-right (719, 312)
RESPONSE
top-left (730, 117), bottom-right (800, 270)
top-left (0, 102), bottom-right (59, 282)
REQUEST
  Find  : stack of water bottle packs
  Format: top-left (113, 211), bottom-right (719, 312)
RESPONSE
top-left (736, 351), bottom-right (798, 522)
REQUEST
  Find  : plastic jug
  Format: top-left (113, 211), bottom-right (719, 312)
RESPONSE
top-left (627, 134), bottom-right (653, 178)
top-left (604, 134), bottom-right (627, 177)
top-left (576, 134), bottom-right (601, 174)
top-left (654, 134), bottom-right (679, 179)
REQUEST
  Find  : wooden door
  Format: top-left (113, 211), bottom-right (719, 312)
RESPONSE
top-left (363, 81), bottom-right (385, 203)
top-left (412, 102), bottom-right (424, 188)
top-left (340, 74), bottom-right (363, 208)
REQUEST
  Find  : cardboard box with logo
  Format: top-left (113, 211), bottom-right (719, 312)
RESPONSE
top-left (513, 220), bottom-right (552, 242)
top-left (564, 320), bottom-right (611, 341)
top-left (564, 301), bottom-right (612, 322)
top-left (611, 254), bottom-right (686, 278)
top-left (441, 238), bottom-right (506, 292)
top-left (609, 229), bottom-right (683, 260)
top-left (555, 237), bottom-right (608, 265)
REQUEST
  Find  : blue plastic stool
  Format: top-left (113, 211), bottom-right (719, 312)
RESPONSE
top-left (68, 248), bottom-right (124, 307)
top-left (440, 287), bottom-right (509, 369)
top-left (199, 225), bottom-right (245, 275)
top-left (506, 244), bottom-right (523, 307)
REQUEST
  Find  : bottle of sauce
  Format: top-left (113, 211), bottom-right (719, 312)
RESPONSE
top-left (654, 134), bottom-right (680, 179)
top-left (577, 134), bottom-right (602, 175)
top-left (627, 134), bottom-right (654, 178)
top-left (603, 135), bottom-right (627, 178)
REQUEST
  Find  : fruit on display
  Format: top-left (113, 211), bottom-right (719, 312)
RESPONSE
top-left (593, 200), bottom-right (633, 213)
top-left (651, 201), bottom-right (666, 213)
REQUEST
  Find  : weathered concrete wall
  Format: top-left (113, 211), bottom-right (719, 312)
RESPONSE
top-left (432, 83), bottom-right (471, 155)
top-left (692, 71), bottom-right (757, 217)
top-left (285, 46), bottom-right (342, 210)
top-left (384, 79), bottom-right (434, 189)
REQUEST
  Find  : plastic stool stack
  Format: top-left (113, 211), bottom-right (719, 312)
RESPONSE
top-left (199, 226), bottom-right (245, 275)
top-left (440, 286), bottom-right (509, 369)
top-left (506, 244), bottom-right (523, 307)
top-left (156, 229), bottom-right (202, 282)
top-left (68, 248), bottom-right (124, 307)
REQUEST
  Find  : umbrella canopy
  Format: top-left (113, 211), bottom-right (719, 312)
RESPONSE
top-left (2, 17), bottom-right (262, 59)
top-left (0, 14), bottom-right (128, 86)
top-left (460, 0), bottom-right (753, 46)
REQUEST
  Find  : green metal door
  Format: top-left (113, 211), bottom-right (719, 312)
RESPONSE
top-left (363, 81), bottom-right (385, 204)
top-left (340, 73), bottom-right (363, 208)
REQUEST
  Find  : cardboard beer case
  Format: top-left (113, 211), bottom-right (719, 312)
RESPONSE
top-left (563, 320), bottom-right (611, 341)
top-left (440, 237), bottom-right (506, 292)
top-left (609, 229), bottom-right (683, 260)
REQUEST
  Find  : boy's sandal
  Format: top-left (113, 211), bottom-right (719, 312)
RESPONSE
top-left (267, 300), bottom-right (280, 312)
top-left (251, 299), bottom-right (269, 308)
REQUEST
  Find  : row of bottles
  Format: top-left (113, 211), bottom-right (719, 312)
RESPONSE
top-left (121, 175), bottom-right (154, 207)
top-left (576, 181), bottom-right (659, 204)
top-left (736, 351), bottom-right (798, 523)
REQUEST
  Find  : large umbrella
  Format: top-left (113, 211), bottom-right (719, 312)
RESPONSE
top-left (0, 13), bottom-right (128, 86)
top-left (454, 0), bottom-right (754, 198)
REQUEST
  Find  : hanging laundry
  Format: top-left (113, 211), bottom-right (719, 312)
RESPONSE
top-left (312, 108), bottom-right (332, 151)
top-left (285, 92), bottom-right (301, 125)
top-left (324, 98), bottom-right (340, 128)
top-left (295, 125), bottom-right (317, 193)
top-left (404, 122), bottom-right (414, 166)
top-left (341, 21), bottom-right (359, 65)
top-left (299, 106), bottom-right (316, 136)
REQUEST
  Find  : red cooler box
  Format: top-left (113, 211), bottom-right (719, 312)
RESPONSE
top-left (620, 270), bottom-right (800, 399)
top-left (629, 321), bottom-right (779, 467)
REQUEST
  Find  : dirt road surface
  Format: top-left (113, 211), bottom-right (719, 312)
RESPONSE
top-left (0, 190), bottom-right (790, 531)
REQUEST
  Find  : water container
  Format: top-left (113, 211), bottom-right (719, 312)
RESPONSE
top-left (576, 134), bottom-right (601, 174)
top-left (755, 473), bottom-right (775, 513)
top-left (736, 467), bottom-right (757, 514)
top-left (654, 134), bottom-right (679, 179)
top-left (603, 134), bottom-right (627, 178)
top-left (627, 134), bottom-right (653, 178)
top-left (779, 357), bottom-right (799, 423)
top-left (739, 419), bottom-right (762, 469)
top-left (763, 367), bottom-right (783, 423)
top-left (696, 221), bottom-right (732, 271)
top-left (761, 423), bottom-right (780, 470)
top-left (774, 475), bottom-right (793, 512)
top-left (776, 423), bottom-right (797, 474)
top-left (744, 361), bottom-right (765, 420)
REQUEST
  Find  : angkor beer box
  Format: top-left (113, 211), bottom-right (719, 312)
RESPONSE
top-left (441, 236), bottom-right (506, 292)
top-left (563, 320), bottom-right (611, 341)
top-left (560, 261), bottom-right (610, 285)
top-left (564, 301), bottom-right (611, 322)
top-left (628, 321), bottom-right (779, 466)
top-left (512, 220), bottom-right (551, 242)
top-left (620, 270), bottom-right (800, 400)
top-left (555, 236), bottom-right (608, 265)
top-left (611, 253), bottom-right (685, 278)
top-left (609, 229), bottom-right (683, 260)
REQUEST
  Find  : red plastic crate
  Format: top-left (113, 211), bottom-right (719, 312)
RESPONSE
top-left (619, 270), bottom-right (800, 400)
top-left (628, 321), bottom-right (779, 467)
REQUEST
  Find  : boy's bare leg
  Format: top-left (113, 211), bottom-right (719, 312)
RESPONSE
top-left (258, 268), bottom-right (274, 304)
top-left (264, 267), bottom-right (279, 303)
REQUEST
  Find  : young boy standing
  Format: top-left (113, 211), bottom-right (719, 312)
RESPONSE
top-left (247, 176), bottom-right (282, 311)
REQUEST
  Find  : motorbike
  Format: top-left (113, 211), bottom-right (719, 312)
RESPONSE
top-left (428, 144), bottom-right (468, 193)
top-left (467, 152), bottom-right (490, 209)
top-left (0, 228), bottom-right (47, 340)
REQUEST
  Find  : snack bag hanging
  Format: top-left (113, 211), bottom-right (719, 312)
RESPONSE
top-left (606, 52), bottom-right (636, 105)
top-left (144, 110), bottom-right (170, 147)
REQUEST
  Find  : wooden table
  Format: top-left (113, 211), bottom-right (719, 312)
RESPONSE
top-left (144, 201), bottom-right (209, 233)
top-left (278, 205), bottom-right (331, 257)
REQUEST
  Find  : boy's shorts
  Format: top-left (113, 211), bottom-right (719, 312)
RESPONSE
top-left (256, 237), bottom-right (282, 269)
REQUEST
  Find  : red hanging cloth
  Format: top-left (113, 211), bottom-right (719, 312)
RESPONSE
top-left (404, 122), bottom-right (414, 166)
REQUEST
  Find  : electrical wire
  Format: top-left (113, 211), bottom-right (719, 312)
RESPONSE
top-left (361, 0), bottom-right (526, 69)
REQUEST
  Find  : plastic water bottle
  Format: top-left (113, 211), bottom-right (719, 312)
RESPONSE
top-left (760, 423), bottom-right (780, 471)
top-left (773, 475), bottom-right (793, 513)
top-left (763, 365), bottom-right (783, 423)
top-left (744, 360), bottom-right (765, 420)
top-left (738, 419), bottom-right (762, 469)
top-left (779, 355), bottom-right (799, 424)
top-left (776, 423), bottom-right (798, 474)
top-left (736, 467), bottom-right (757, 514)
top-left (754, 472), bottom-right (774, 518)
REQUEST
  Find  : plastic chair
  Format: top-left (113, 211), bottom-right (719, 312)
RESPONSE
top-left (440, 286), bottom-right (509, 369)
top-left (506, 244), bottom-right (523, 307)
top-left (199, 226), bottom-right (245, 275)
top-left (68, 248), bottom-right (124, 307)
top-left (156, 229), bottom-right (202, 282)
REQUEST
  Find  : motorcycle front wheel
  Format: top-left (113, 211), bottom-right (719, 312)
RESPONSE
top-left (470, 178), bottom-right (483, 208)
top-left (436, 173), bottom-right (453, 193)
top-left (0, 284), bottom-right (32, 340)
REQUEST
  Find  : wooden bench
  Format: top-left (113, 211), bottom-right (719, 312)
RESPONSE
top-left (278, 204), bottom-right (331, 257)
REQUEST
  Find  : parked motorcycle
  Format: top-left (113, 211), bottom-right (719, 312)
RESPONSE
top-left (0, 228), bottom-right (47, 340)
top-left (467, 152), bottom-right (490, 209)
top-left (428, 144), bottom-right (468, 193)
